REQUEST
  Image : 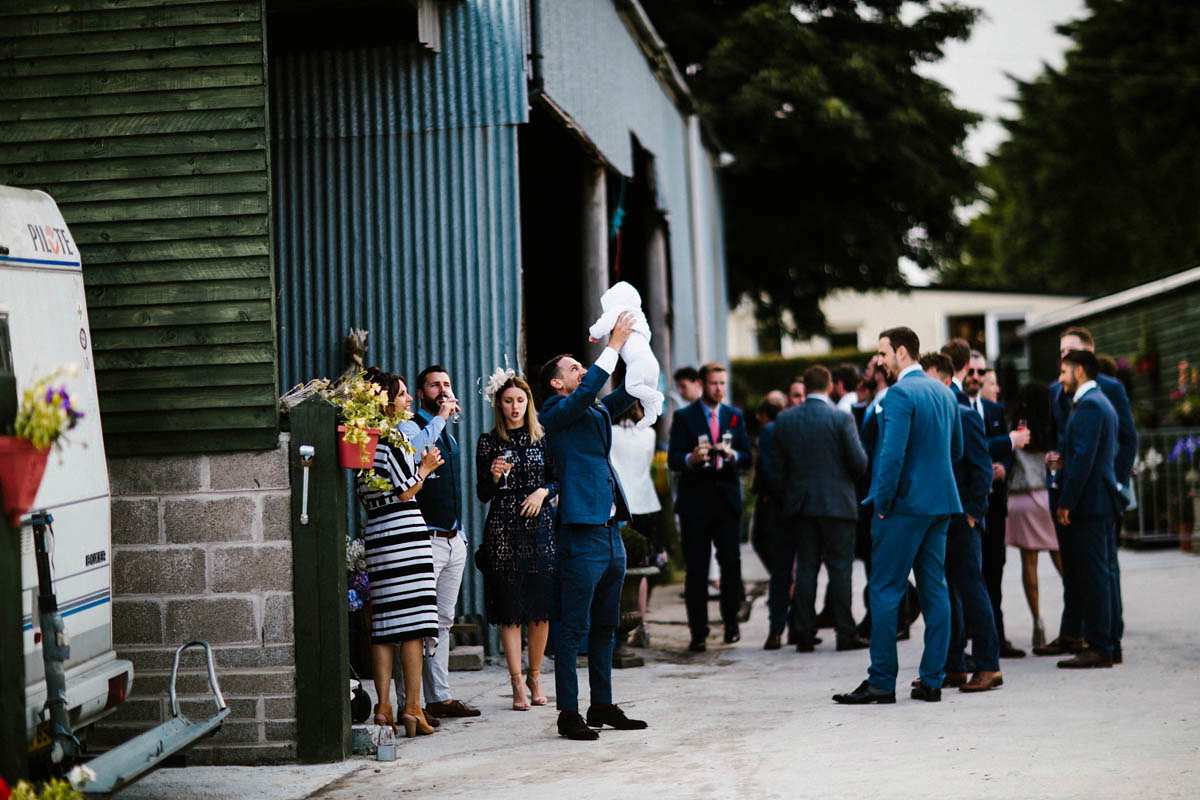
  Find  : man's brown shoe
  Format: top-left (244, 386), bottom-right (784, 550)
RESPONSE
top-left (425, 699), bottom-right (481, 718)
top-left (763, 633), bottom-right (782, 650)
top-left (1032, 636), bottom-right (1086, 656)
top-left (960, 670), bottom-right (1003, 692)
top-left (1057, 649), bottom-right (1113, 669)
top-left (942, 671), bottom-right (968, 688)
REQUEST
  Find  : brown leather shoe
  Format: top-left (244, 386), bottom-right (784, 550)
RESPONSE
top-left (960, 670), bottom-right (1004, 692)
top-left (763, 633), bottom-right (782, 650)
top-left (1032, 636), bottom-right (1086, 656)
top-left (1057, 649), bottom-right (1113, 669)
top-left (942, 671), bottom-right (968, 688)
top-left (425, 698), bottom-right (481, 718)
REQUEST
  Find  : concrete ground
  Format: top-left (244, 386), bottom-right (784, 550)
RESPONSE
top-left (119, 545), bottom-right (1199, 800)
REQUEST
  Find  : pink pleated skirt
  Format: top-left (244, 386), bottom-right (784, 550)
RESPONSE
top-left (1006, 489), bottom-right (1059, 551)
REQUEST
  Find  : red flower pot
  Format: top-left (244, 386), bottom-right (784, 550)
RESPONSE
top-left (0, 435), bottom-right (51, 527)
top-left (337, 426), bottom-right (380, 469)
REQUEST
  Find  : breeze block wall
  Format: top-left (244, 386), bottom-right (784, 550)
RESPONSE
top-left (94, 435), bottom-right (295, 764)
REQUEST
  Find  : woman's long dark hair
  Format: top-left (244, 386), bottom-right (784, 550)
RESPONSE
top-left (1009, 381), bottom-right (1051, 453)
top-left (362, 366), bottom-right (404, 405)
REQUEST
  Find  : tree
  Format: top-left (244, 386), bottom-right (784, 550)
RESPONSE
top-left (950, 0), bottom-right (1200, 293)
top-left (641, 0), bottom-right (981, 338)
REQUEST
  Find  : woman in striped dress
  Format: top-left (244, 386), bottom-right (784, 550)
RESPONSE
top-left (358, 369), bottom-right (443, 737)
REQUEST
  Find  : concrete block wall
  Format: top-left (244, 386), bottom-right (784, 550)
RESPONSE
top-left (94, 434), bottom-right (296, 764)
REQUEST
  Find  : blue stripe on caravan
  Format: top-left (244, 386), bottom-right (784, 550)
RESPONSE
top-left (22, 594), bottom-right (110, 631)
top-left (0, 255), bottom-right (81, 268)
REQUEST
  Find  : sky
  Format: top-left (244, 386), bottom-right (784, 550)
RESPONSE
top-left (901, 0), bottom-right (1086, 283)
top-left (917, 0), bottom-right (1087, 165)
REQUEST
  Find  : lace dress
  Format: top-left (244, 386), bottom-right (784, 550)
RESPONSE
top-left (476, 429), bottom-right (559, 625)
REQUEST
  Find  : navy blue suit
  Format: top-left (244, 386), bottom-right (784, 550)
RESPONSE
top-left (946, 402), bottom-right (1000, 674)
top-left (1048, 373), bottom-right (1134, 643)
top-left (976, 396), bottom-right (1014, 643)
top-left (864, 368), bottom-right (962, 691)
top-left (541, 358), bottom-right (632, 711)
top-left (668, 399), bottom-right (752, 641)
top-left (1058, 385), bottom-right (1122, 657)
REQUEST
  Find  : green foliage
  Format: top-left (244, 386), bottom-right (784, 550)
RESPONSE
top-left (620, 525), bottom-right (649, 567)
top-left (8, 776), bottom-right (85, 800)
top-left (13, 366), bottom-right (85, 451)
top-left (953, 0), bottom-right (1200, 292)
top-left (641, 0), bottom-right (981, 338)
top-left (731, 348), bottom-right (875, 419)
top-left (319, 371), bottom-right (414, 493)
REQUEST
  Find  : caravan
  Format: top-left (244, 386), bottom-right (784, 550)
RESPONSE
top-left (0, 185), bottom-right (134, 758)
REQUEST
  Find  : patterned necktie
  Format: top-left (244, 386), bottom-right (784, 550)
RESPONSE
top-left (709, 408), bottom-right (723, 469)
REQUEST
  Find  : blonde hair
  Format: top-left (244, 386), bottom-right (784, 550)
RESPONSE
top-left (492, 376), bottom-right (544, 442)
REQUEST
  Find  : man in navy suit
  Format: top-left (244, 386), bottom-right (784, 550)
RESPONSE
top-left (926, 352), bottom-right (1002, 693)
top-left (1037, 327), bottom-right (1135, 659)
top-left (965, 350), bottom-right (1031, 658)
top-left (539, 312), bottom-right (648, 740)
top-left (1053, 349), bottom-right (1122, 668)
top-left (834, 327), bottom-right (962, 705)
top-left (766, 365), bottom-right (868, 652)
top-left (667, 362), bottom-right (752, 652)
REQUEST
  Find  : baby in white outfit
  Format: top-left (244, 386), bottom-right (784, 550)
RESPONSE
top-left (588, 281), bottom-right (664, 429)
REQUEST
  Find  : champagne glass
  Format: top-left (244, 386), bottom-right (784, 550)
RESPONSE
top-left (697, 434), bottom-right (712, 467)
top-left (422, 445), bottom-right (439, 479)
top-left (443, 392), bottom-right (463, 423)
top-left (500, 449), bottom-right (516, 489)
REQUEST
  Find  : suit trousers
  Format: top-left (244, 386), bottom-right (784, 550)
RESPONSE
top-left (679, 504), bottom-right (743, 641)
top-left (867, 513), bottom-right (951, 692)
top-left (399, 533), bottom-right (466, 706)
top-left (1053, 516), bottom-right (1086, 640)
top-left (775, 516), bottom-right (856, 642)
top-left (1071, 514), bottom-right (1116, 657)
top-left (945, 517), bottom-right (1000, 673)
top-left (982, 506), bottom-right (1008, 643)
top-left (554, 522), bottom-right (625, 711)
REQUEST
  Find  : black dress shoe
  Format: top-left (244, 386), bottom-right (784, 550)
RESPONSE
top-left (1113, 647), bottom-right (1123, 665)
top-left (763, 633), bottom-right (782, 650)
top-left (688, 639), bottom-right (707, 653)
top-left (896, 628), bottom-right (910, 641)
top-left (795, 638), bottom-right (815, 653)
top-left (836, 635), bottom-right (870, 652)
top-left (557, 711), bottom-right (599, 740)
top-left (910, 683), bottom-right (942, 702)
top-left (814, 607), bottom-right (835, 629)
top-left (586, 703), bottom-right (647, 730)
top-left (999, 641), bottom-right (1027, 658)
top-left (833, 680), bottom-right (895, 705)
top-left (723, 624), bottom-right (740, 644)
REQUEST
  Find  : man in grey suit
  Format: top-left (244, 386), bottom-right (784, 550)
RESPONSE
top-left (766, 365), bottom-right (870, 651)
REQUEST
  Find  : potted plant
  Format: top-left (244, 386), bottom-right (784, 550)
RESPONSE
top-left (321, 371), bottom-right (414, 492)
top-left (0, 365), bottom-right (84, 526)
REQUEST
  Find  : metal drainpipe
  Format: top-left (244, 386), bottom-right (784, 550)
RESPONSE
top-left (527, 0), bottom-right (543, 94)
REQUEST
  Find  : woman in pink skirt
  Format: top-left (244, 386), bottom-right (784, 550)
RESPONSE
top-left (1005, 382), bottom-right (1063, 648)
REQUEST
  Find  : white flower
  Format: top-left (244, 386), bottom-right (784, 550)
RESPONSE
top-left (69, 764), bottom-right (97, 788)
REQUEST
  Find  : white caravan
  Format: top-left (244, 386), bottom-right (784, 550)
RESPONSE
top-left (0, 184), bottom-right (134, 756)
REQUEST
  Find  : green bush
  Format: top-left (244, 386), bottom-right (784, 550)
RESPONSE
top-left (730, 349), bottom-right (876, 420)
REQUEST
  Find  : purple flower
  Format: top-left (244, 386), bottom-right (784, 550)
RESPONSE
top-left (348, 589), bottom-right (363, 612)
top-left (351, 570), bottom-right (370, 596)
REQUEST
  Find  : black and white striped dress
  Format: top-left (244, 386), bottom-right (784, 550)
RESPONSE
top-left (357, 438), bottom-right (439, 644)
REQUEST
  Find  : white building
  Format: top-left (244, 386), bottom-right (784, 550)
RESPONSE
top-left (728, 287), bottom-right (1086, 370)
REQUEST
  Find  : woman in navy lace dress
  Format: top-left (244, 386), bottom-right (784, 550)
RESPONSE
top-left (476, 374), bottom-right (558, 710)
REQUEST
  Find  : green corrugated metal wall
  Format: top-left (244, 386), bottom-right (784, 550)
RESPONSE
top-left (0, 0), bottom-right (277, 456)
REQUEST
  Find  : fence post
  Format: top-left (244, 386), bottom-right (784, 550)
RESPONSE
top-left (288, 395), bottom-right (350, 762)
top-left (1, 512), bottom-right (27, 785)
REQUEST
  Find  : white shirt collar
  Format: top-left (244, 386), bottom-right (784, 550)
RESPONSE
top-left (807, 392), bottom-right (832, 405)
top-left (951, 376), bottom-right (963, 390)
top-left (1073, 380), bottom-right (1097, 403)
top-left (899, 363), bottom-right (923, 381)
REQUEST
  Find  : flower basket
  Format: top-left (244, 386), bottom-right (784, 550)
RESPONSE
top-left (337, 425), bottom-right (380, 469)
top-left (0, 435), bottom-right (51, 527)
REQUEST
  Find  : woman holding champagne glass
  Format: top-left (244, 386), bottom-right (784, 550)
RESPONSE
top-left (475, 371), bottom-right (559, 709)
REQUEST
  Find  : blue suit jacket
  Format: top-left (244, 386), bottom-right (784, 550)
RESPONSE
top-left (980, 397), bottom-right (1011, 519)
top-left (955, 404), bottom-right (993, 523)
top-left (1050, 374), bottom-right (1137, 485)
top-left (1059, 387), bottom-right (1122, 518)
top-left (667, 400), bottom-right (752, 516)
top-left (867, 370), bottom-right (963, 518)
top-left (540, 362), bottom-right (632, 527)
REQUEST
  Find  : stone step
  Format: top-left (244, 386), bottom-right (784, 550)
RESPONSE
top-left (448, 644), bottom-right (484, 671)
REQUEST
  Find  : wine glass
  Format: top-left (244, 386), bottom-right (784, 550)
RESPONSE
top-left (500, 449), bottom-right (516, 489)
top-left (443, 393), bottom-right (463, 424)
top-left (422, 445), bottom-right (439, 480)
